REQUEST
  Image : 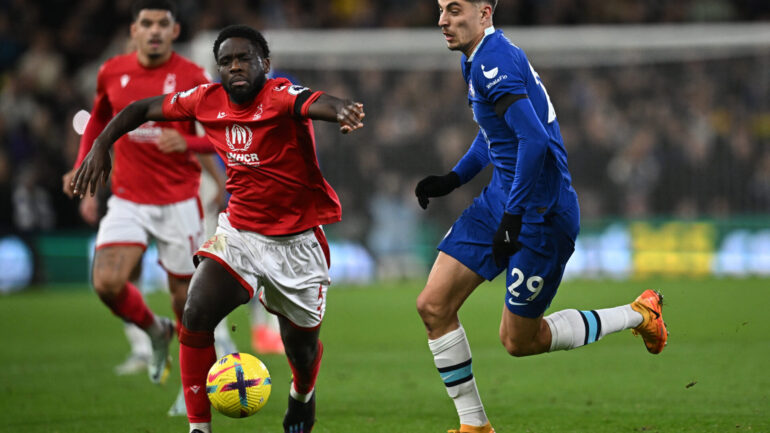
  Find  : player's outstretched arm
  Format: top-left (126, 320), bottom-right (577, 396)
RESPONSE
top-left (414, 131), bottom-right (489, 209)
top-left (70, 95), bottom-right (168, 198)
top-left (414, 172), bottom-right (461, 210)
top-left (307, 94), bottom-right (365, 134)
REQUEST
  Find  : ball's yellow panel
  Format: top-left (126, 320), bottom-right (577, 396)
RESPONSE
top-left (206, 352), bottom-right (272, 418)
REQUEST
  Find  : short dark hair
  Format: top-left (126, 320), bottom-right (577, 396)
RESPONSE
top-left (470, 0), bottom-right (497, 12)
top-left (213, 25), bottom-right (270, 60)
top-left (131, 0), bottom-right (178, 21)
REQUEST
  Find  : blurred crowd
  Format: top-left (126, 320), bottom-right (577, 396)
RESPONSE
top-left (299, 56), bottom-right (770, 247)
top-left (0, 1), bottom-right (768, 274)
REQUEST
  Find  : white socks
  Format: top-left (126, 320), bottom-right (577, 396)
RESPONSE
top-left (426, 306), bottom-right (642, 426)
top-left (189, 422), bottom-right (211, 433)
top-left (545, 305), bottom-right (642, 351)
top-left (290, 384), bottom-right (314, 403)
top-left (428, 325), bottom-right (488, 427)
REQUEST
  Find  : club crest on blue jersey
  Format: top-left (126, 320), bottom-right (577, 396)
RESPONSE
top-left (481, 64), bottom-right (498, 79)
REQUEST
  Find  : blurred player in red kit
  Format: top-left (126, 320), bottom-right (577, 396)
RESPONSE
top-left (71, 24), bottom-right (365, 433)
top-left (61, 0), bottom-right (235, 389)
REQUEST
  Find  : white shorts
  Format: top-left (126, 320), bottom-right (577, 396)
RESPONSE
top-left (96, 195), bottom-right (204, 277)
top-left (196, 213), bottom-right (331, 329)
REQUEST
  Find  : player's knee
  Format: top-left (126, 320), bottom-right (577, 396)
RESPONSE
top-left (91, 271), bottom-right (126, 298)
top-left (416, 293), bottom-right (450, 327)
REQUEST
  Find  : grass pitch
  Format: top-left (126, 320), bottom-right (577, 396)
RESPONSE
top-left (1, 277), bottom-right (768, 432)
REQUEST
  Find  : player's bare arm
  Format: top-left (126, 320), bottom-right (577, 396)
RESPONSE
top-left (307, 94), bottom-right (365, 134)
top-left (71, 95), bottom-right (168, 198)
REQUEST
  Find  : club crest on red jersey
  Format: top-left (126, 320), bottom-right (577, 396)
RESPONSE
top-left (163, 73), bottom-right (177, 94)
top-left (252, 104), bottom-right (263, 120)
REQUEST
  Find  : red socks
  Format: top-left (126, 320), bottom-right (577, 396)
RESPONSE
top-left (102, 282), bottom-right (154, 329)
top-left (289, 340), bottom-right (324, 394)
top-left (179, 325), bottom-right (216, 423)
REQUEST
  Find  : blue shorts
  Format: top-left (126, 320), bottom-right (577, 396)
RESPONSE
top-left (438, 197), bottom-right (578, 318)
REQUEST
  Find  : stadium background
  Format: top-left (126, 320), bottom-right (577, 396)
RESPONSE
top-left (1, 1), bottom-right (768, 290)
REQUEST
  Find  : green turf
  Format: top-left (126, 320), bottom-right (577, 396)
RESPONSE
top-left (1, 278), bottom-right (768, 432)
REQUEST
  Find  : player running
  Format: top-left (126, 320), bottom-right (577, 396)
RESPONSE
top-left (62, 0), bottom-right (241, 417)
top-left (414, 1), bottom-right (668, 432)
top-left (61, 0), bottom-right (241, 386)
top-left (70, 24), bottom-right (365, 433)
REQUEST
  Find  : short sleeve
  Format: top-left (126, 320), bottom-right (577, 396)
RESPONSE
top-left (162, 84), bottom-right (206, 121)
top-left (270, 79), bottom-right (323, 117)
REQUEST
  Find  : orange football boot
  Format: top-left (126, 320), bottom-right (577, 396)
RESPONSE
top-left (448, 422), bottom-right (495, 433)
top-left (630, 289), bottom-right (668, 354)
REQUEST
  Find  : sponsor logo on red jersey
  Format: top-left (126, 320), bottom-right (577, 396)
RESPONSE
top-left (225, 124), bottom-right (259, 167)
top-left (225, 124), bottom-right (253, 151)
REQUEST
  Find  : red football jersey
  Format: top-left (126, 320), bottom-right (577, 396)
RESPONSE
top-left (76, 52), bottom-right (210, 204)
top-left (161, 77), bottom-right (342, 235)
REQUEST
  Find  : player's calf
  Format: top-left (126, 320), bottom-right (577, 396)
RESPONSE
top-left (544, 301), bottom-right (648, 352)
top-left (498, 315), bottom-right (552, 357)
top-left (178, 325), bottom-right (217, 423)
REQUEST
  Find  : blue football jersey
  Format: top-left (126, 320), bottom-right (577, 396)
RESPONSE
top-left (456, 27), bottom-right (577, 227)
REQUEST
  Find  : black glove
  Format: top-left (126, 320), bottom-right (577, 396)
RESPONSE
top-left (492, 213), bottom-right (523, 267)
top-left (415, 171), bottom-right (461, 209)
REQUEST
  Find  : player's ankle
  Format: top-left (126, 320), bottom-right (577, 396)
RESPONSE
top-left (189, 422), bottom-right (211, 433)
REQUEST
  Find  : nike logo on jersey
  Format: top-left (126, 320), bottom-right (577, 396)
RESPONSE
top-left (482, 64), bottom-right (499, 79)
top-left (120, 74), bottom-right (130, 88)
top-left (508, 299), bottom-right (527, 306)
top-left (217, 111), bottom-right (226, 119)
top-left (207, 365), bottom-right (235, 383)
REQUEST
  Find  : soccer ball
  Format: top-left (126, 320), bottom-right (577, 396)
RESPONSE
top-left (206, 352), bottom-right (272, 418)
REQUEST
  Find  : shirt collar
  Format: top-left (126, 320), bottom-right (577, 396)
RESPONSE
top-left (467, 26), bottom-right (495, 62)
